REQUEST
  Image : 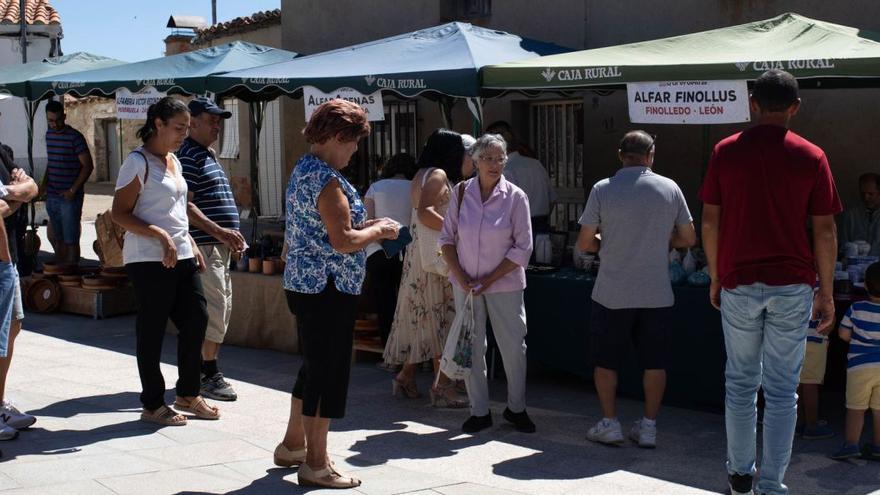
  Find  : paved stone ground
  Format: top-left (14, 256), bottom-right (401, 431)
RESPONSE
top-left (1, 190), bottom-right (876, 494)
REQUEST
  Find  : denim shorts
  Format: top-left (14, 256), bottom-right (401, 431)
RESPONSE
top-left (46, 193), bottom-right (84, 245)
top-left (0, 262), bottom-right (19, 358)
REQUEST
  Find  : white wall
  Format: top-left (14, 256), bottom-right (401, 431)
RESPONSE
top-left (0, 36), bottom-right (52, 177)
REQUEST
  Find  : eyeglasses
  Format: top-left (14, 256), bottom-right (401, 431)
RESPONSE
top-left (478, 155), bottom-right (508, 164)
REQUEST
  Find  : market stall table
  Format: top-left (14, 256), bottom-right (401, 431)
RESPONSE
top-left (524, 268), bottom-right (725, 411)
top-left (226, 271), bottom-right (297, 354)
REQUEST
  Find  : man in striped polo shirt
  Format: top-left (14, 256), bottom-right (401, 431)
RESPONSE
top-left (43, 100), bottom-right (93, 265)
top-left (180, 97), bottom-right (246, 401)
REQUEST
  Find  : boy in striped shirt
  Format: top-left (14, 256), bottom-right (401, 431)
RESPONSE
top-left (833, 262), bottom-right (880, 460)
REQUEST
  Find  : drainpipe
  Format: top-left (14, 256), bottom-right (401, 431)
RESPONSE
top-left (19, 0), bottom-right (27, 62)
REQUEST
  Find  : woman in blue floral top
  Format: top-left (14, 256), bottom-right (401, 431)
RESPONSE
top-left (274, 100), bottom-right (399, 489)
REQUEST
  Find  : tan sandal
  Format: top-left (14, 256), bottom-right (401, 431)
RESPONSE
top-left (430, 383), bottom-right (469, 409)
top-left (298, 462), bottom-right (361, 488)
top-left (140, 405), bottom-right (187, 426)
top-left (174, 396), bottom-right (220, 420)
top-left (392, 376), bottom-right (421, 399)
top-left (273, 442), bottom-right (307, 467)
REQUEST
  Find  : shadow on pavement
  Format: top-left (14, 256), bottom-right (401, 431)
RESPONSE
top-left (17, 312), bottom-right (878, 494)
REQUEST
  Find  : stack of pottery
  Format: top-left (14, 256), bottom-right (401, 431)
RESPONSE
top-left (42, 262), bottom-right (76, 277)
top-left (82, 275), bottom-right (118, 290)
top-left (99, 266), bottom-right (128, 285)
top-left (58, 274), bottom-right (82, 288)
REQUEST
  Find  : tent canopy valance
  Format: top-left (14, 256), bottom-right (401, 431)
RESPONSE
top-left (206, 22), bottom-right (570, 100)
top-left (0, 52), bottom-right (124, 100)
top-left (29, 41), bottom-right (300, 98)
top-left (482, 13), bottom-right (880, 91)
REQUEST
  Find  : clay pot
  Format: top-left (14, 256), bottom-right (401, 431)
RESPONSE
top-left (262, 259), bottom-right (275, 276)
top-left (274, 257), bottom-right (284, 274)
top-left (248, 257), bottom-right (263, 273)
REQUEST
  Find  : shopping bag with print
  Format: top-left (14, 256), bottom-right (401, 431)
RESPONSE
top-left (439, 291), bottom-right (475, 381)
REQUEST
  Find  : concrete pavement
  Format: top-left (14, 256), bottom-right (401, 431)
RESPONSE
top-left (1, 189), bottom-right (876, 494)
top-left (0, 309), bottom-right (876, 494)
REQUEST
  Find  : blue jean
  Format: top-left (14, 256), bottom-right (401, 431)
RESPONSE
top-left (46, 193), bottom-right (84, 245)
top-left (0, 261), bottom-right (18, 358)
top-left (720, 283), bottom-right (812, 495)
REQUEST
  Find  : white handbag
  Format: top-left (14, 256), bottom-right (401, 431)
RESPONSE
top-left (418, 219), bottom-right (448, 276)
top-left (417, 173), bottom-right (464, 276)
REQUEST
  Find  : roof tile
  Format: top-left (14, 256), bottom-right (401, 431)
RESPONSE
top-left (0, 0), bottom-right (61, 25)
top-left (193, 9), bottom-right (280, 44)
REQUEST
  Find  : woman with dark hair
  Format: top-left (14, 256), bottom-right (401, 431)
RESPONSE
top-left (112, 96), bottom-right (215, 427)
top-left (383, 129), bottom-right (471, 408)
top-left (273, 99), bottom-right (399, 489)
top-left (365, 153), bottom-right (416, 348)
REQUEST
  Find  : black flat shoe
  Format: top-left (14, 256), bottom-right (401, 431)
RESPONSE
top-left (462, 413), bottom-right (492, 433)
top-left (503, 408), bottom-right (536, 433)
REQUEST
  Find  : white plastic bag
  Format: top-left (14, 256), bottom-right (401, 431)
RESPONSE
top-left (439, 291), bottom-right (475, 381)
top-left (669, 249), bottom-right (682, 264)
top-left (682, 249), bottom-right (697, 274)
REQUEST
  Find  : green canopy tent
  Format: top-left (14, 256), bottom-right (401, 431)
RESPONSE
top-left (0, 52), bottom-right (126, 265)
top-left (482, 13), bottom-right (880, 91)
top-left (29, 41), bottom-right (300, 97)
top-left (0, 52), bottom-right (125, 175)
top-left (206, 22), bottom-right (569, 132)
top-left (30, 42), bottom-right (301, 243)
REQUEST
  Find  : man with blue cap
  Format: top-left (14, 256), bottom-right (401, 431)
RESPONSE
top-left (179, 97), bottom-right (246, 401)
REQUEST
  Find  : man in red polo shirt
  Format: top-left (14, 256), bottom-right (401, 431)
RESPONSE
top-left (700, 69), bottom-right (841, 495)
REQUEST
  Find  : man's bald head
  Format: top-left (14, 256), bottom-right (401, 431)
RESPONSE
top-left (618, 130), bottom-right (656, 165)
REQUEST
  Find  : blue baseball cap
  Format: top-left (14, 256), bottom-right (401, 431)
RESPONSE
top-left (188, 97), bottom-right (232, 118)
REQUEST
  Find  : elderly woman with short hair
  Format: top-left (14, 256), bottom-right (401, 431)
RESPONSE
top-left (273, 99), bottom-right (399, 489)
top-left (440, 133), bottom-right (535, 434)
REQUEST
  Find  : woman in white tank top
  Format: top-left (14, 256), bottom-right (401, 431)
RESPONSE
top-left (112, 97), bottom-right (217, 427)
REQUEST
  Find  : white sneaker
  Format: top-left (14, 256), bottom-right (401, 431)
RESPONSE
top-left (0, 400), bottom-right (36, 429)
top-left (586, 418), bottom-right (624, 445)
top-left (629, 419), bottom-right (657, 448)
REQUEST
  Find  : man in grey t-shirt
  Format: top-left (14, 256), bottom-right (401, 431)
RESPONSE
top-left (576, 130), bottom-right (696, 448)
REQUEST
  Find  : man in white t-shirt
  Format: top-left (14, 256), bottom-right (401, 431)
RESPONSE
top-left (486, 121), bottom-right (556, 232)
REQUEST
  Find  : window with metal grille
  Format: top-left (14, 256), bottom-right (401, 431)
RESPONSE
top-left (529, 100), bottom-right (585, 233)
top-left (357, 100), bottom-right (418, 188)
top-left (219, 98), bottom-right (240, 159)
top-left (258, 100), bottom-right (283, 217)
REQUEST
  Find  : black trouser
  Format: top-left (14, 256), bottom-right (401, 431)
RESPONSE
top-left (126, 259), bottom-right (208, 411)
top-left (365, 251), bottom-right (404, 345)
top-left (286, 279), bottom-right (357, 419)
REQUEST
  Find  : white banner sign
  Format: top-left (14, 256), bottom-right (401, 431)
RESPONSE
top-left (115, 87), bottom-right (167, 120)
top-left (303, 86), bottom-right (384, 122)
top-left (626, 80), bottom-right (750, 124)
